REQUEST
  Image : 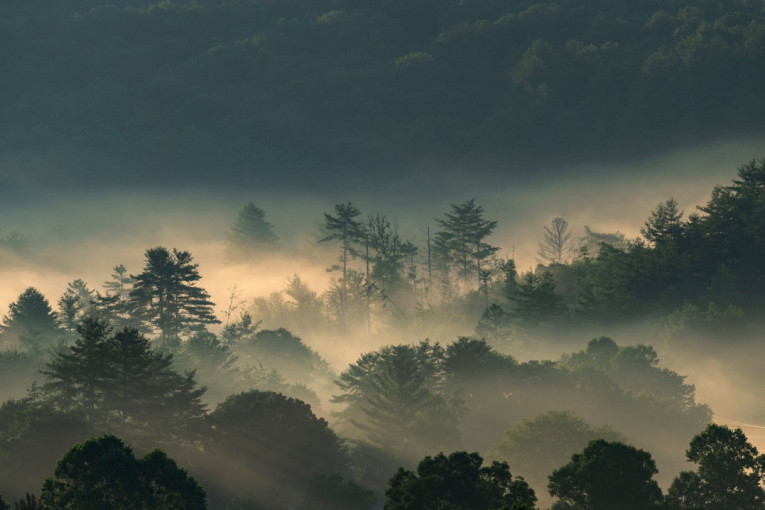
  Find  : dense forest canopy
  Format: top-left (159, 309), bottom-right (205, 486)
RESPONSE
top-left (1, 0), bottom-right (765, 192)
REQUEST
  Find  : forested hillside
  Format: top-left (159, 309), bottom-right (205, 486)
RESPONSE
top-left (2, 0), bottom-right (765, 190)
top-left (2, 160), bottom-right (765, 508)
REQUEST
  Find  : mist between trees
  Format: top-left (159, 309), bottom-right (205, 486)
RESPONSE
top-left (1, 160), bottom-right (765, 508)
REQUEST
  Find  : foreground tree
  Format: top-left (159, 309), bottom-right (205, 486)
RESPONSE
top-left (385, 451), bottom-right (536, 510)
top-left (40, 434), bottom-right (206, 509)
top-left (129, 247), bottom-right (219, 345)
top-left (548, 439), bottom-right (662, 510)
top-left (667, 424), bottom-right (765, 510)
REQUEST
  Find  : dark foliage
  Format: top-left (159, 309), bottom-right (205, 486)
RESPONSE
top-left (2, 1), bottom-right (764, 192)
top-left (548, 439), bottom-right (663, 510)
top-left (0, 288), bottom-right (61, 353)
top-left (385, 451), bottom-right (536, 510)
top-left (667, 424), bottom-right (765, 510)
top-left (40, 434), bottom-right (206, 509)
top-left (203, 390), bottom-right (349, 507)
top-left (129, 247), bottom-right (219, 345)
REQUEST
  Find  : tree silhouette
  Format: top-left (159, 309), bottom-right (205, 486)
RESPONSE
top-left (668, 424), bottom-right (765, 510)
top-left (385, 451), bottom-right (536, 510)
top-left (42, 318), bottom-right (206, 436)
top-left (435, 199), bottom-right (498, 286)
top-left (641, 198), bottom-right (683, 247)
top-left (205, 390), bottom-right (348, 505)
top-left (129, 247), bottom-right (219, 345)
top-left (40, 434), bottom-right (206, 509)
top-left (225, 203), bottom-right (280, 261)
top-left (319, 202), bottom-right (364, 329)
top-left (333, 342), bottom-right (459, 459)
top-left (538, 217), bottom-right (574, 264)
top-left (0, 288), bottom-right (61, 353)
top-left (56, 279), bottom-right (95, 332)
top-left (42, 318), bottom-right (112, 420)
top-left (548, 439), bottom-right (662, 510)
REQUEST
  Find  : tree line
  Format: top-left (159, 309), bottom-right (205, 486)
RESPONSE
top-left (3, 420), bottom-right (763, 510)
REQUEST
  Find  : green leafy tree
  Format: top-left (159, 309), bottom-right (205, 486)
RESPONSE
top-left (40, 434), bottom-right (206, 509)
top-left (548, 439), bottom-right (662, 510)
top-left (384, 451), bottom-right (536, 510)
top-left (0, 288), bottom-right (61, 353)
top-left (129, 247), bottom-right (220, 345)
top-left (225, 203), bottom-right (280, 261)
top-left (667, 424), bottom-right (765, 510)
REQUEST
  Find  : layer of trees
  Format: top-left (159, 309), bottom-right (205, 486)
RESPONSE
top-left (4, 421), bottom-right (764, 509)
top-left (2, 0), bottom-right (765, 190)
top-left (3, 162), bottom-right (765, 507)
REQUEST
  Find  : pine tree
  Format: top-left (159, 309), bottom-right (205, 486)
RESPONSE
top-left (225, 203), bottom-right (280, 261)
top-left (641, 198), bottom-right (683, 246)
top-left (319, 203), bottom-right (364, 328)
top-left (435, 199), bottom-right (498, 287)
top-left (514, 270), bottom-right (565, 324)
top-left (95, 265), bottom-right (135, 330)
top-left (0, 288), bottom-right (61, 353)
top-left (57, 279), bottom-right (95, 332)
top-left (42, 318), bottom-right (206, 436)
top-left (129, 247), bottom-right (219, 345)
top-left (42, 318), bottom-right (112, 419)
